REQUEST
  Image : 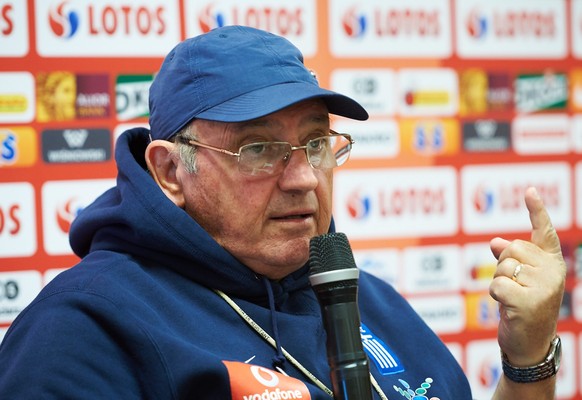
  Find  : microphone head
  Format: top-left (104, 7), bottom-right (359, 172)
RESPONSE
top-left (309, 232), bottom-right (357, 275)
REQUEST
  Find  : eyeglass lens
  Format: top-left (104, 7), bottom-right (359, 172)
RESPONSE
top-left (237, 135), bottom-right (351, 176)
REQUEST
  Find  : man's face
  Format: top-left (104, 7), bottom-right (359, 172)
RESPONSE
top-left (177, 100), bottom-right (334, 279)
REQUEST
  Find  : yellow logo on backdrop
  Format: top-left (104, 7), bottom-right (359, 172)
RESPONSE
top-left (459, 69), bottom-right (488, 116)
top-left (36, 72), bottom-right (77, 122)
top-left (466, 292), bottom-right (500, 330)
top-left (0, 127), bottom-right (38, 167)
top-left (0, 95), bottom-right (28, 113)
top-left (400, 119), bottom-right (459, 156)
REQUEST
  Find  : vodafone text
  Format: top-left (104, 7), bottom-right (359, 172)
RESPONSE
top-left (243, 388), bottom-right (303, 400)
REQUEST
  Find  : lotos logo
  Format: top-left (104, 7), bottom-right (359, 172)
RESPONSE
top-left (346, 189), bottom-right (371, 219)
top-left (473, 184), bottom-right (494, 214)
top-left (56, 198), bottom-right (84, 234)
top-left (342, 6), bottom-right (366, 38)
top-left (466, 7), bottom-right (487, 39)
top-left (198, 4), bottom-right (226, 32)
top-left (49, 1), bottom-right (80, 38)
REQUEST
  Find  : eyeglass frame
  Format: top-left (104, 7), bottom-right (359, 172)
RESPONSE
top-left (175, 129), bottom-right (354, 176)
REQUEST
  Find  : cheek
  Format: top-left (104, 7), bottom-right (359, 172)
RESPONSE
top-left (316, 174), bottom-right (334, 232)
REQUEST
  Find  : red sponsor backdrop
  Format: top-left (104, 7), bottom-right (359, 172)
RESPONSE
top-left (1, 0), bottom-right (582, 397)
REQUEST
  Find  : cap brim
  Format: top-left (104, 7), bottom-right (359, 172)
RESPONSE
top-left (195, 82), bottom-right (368, 122)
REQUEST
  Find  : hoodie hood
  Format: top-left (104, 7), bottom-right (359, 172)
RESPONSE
top-left (69, 127), bottom-right (317, 300)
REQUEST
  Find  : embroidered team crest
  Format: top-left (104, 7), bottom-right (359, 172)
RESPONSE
top-left (360, 323), bottom-right (404, 375)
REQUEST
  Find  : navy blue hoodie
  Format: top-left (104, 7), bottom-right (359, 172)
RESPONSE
top-left (0, 128), bottom-right (472, 399)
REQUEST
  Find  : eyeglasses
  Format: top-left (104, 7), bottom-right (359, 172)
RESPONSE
top-left (177, 130), bottom-right (354, 177)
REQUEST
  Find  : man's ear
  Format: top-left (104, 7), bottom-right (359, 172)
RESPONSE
top-left (145, 140), bottom-right (185, 208)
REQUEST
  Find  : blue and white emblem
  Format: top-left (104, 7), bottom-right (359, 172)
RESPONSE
top-left (360, 323), bottom-right (405, 375)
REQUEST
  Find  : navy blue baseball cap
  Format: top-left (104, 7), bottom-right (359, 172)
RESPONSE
top-left (148, 25), bottom-right (368, 140)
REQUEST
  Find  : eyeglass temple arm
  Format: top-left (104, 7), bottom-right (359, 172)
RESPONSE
top-left (186, 139), bottom-right (240, 156)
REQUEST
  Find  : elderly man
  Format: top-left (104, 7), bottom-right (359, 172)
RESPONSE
top-left (0, 26), bottom-right (565, 399)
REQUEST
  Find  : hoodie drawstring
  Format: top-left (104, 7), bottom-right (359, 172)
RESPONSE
top-left (262, 276), bottom-right (287, 371)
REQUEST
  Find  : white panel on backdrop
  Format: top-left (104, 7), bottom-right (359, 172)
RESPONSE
top-left (35, 0), bottom-right (180, 57)
top-left (455, 0), bottom-right (567, 59)
top-left (0, 270), bottom-right (42, 325)
top-left (330, 69), bottom-right (396, 117)
top-left (332, 119), bottom-right (399, 160)
top-left (329, 0), bottom-right (452, 58)
top-left (183, 0), bottom-right (317, 57)
top-left (406, 294), bottom-right (465, 334)
top-left (572, 0), bottom-right (582, 59)
top-left (512, 114), bottom-right (570, 155)
top-left (461, 162), bottom-right (572, 234)
top-left (402, 245), bottom-right (462, 295)
top-left (0, 182), bottom-right (36, 258)
top-left (0, 72), bottom-right (35, 124)
top-left (42, 179), bottom-right (115, 255)
top-left (353, 248), bottom-right (401, 290)
top-left (333, 167), bottom-right (458, 239)
top-left (0, 0), bottom-right (29, 56)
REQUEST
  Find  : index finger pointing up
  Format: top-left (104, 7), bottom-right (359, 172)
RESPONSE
top-left (526, 186), bottom-right (561, 253)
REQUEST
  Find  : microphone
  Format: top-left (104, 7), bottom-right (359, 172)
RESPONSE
top-left (309, 232), bottom-right (373, 400)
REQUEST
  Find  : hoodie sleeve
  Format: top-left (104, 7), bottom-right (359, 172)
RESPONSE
top-left (0, 289), bottom-right (174, 399)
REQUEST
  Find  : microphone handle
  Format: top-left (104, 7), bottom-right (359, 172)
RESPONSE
top-left (319, 289), bottom-right (373, 400)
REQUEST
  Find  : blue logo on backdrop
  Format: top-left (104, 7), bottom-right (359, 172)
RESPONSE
top-left (360, 323), bottom-right (404, 375)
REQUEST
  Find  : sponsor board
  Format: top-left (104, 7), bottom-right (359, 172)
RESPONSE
top-left (333, 167), bottom-right (458, 239)
top-left (572, 0), bottom-right (582, 59)
top-left (465, 338), bottom-right (502, 399)
top-left (0, 270), bottom-right (42, 324)
top-left (41, 128), bottom-right (111, 164)
top-left (514, 72), bottom-right (568, 113)
top-left (333, 119), bottom-right (399, 160)
top-left (461, 162), bottom-right (572, 234)
top-left (465, 292), bottom-right (499, 330)
top-left (116, 75), bottom-right (153, 121)
top-left (330, 69), bottom-right (396, 116)
top-left (0, 182), bottom-right (36, 258)
top-left (329, 0), bottom-right (452, 58)
top-left (511, 114), bottom-right (570, 155)
top-left (399, 118), bottom-right (459, 156)
top-left (35, 0), bottom-right (180, 56)
top-left (184, 0), bottom-right (317, 57)
top-left (353, 248), bottom-right (401, 289)
top-left (462, 120), bottom-right (510, 153)
top-left (396, 68), bottom-right (458, 117)
top-left (0, 127), bottom-right (37, 167)
top-left (401, 245), bottom-right (462, 294)
top-left (406, 294), bottom-right (465, 334)
top-left (42, 179), bottom-right (115, 255)
top-left (573, 115), bottom-right (582, 153)
top-left (459, 69), bottom-right (513, 115)
top-left (0, 0), bottom-right (29, 57)
top-left (463, 242), bottom-right (497, 292)
top-left (36, 72), bottom-right (111, 122)
top-left (455, 0), bottom-right (567, 59)
top-left (0, 72), bottom-right (35, 123)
